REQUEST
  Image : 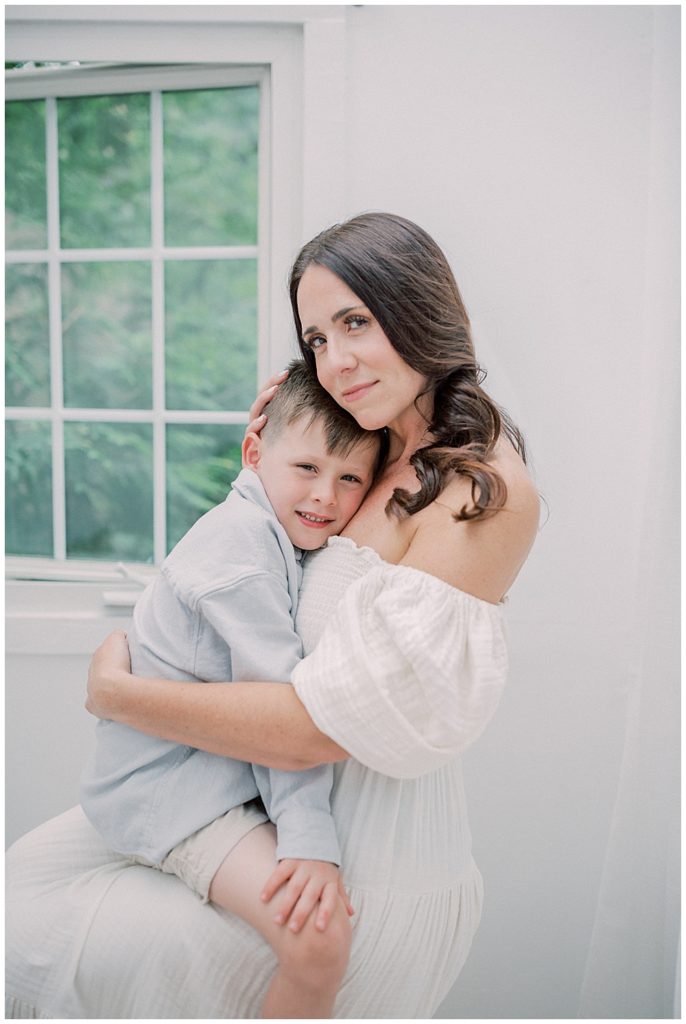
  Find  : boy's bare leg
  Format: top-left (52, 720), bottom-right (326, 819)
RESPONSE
top-left (208, 822), bottom-right (351, 1019)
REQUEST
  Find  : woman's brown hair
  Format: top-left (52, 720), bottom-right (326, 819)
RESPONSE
top-left (289, 212), bottom-right (527, 522)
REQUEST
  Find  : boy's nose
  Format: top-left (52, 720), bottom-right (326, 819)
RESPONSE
top-left (311, 479), bottom-right (337, 506)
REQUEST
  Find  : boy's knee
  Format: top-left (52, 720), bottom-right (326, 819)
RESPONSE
top-left (281, 907), bottom-right (351, 988)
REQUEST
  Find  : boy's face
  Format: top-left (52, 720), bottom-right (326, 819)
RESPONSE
top-left (244, 416), bottom-right (378, 550)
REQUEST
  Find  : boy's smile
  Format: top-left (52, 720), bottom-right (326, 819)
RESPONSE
top-left (244, 416), bottom-right (378, 550)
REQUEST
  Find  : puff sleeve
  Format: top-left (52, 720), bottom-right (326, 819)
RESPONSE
top-left (291, 563), bottom-right (508, 779)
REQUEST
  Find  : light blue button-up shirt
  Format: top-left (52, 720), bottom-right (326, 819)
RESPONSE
top-left (81, 469), bottom-right (339, 866)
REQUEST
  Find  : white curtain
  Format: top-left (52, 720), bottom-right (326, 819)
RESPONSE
top-left (578, 390), bottom-right (680, 1017)
top-left (578, 12), bottom-right (680, 1013)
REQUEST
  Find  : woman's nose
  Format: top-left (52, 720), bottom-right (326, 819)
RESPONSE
top-left (326, 336), bottom-right (357, 373)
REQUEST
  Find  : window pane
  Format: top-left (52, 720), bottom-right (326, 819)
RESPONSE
top-left (166, 423), bottom-right (243, 551)
top-left (5, 420), bottom-right (53, 556)
top-left (65, 422), bottom-right (153, 561)
top-left (164, 87), bottom-right (259, 247)
top-left (58, 93), bottom-right (150, 248)
top-left (5, 263), bottom-right (51, 407)
top-left (5, 99), bottom-right (47, 250)
top-left (165, 259), bottom-right (257, 411)
top-left (62, 262), bottom-right (152, 409)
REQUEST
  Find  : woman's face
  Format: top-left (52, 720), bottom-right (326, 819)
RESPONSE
top-left (296, 264), bottom-right (428, 433)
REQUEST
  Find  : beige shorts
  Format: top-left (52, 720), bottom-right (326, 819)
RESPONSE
top-left (130, 800), bottom-right (270, 902)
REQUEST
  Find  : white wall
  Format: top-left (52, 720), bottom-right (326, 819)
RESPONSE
top-left (5, 580), bottom-right (136, 845)
top-left (5, 5), bottom-right (679, 1019)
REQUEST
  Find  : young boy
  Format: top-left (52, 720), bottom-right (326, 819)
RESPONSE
top-left (81, 361), bottom-right (384, 1018)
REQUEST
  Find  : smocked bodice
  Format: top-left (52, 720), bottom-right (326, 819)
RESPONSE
top-left (296, 536), bottom-right (382, 654)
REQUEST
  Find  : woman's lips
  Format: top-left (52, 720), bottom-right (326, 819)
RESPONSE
top-left (341, 381), bottom-right (378, 402)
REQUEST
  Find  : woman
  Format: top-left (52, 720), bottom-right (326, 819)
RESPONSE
top-left (6, 213), bottom-right (539, 1019)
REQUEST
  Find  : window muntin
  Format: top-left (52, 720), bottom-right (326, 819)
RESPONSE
top-left (5, 66), bottom-right (266, 567)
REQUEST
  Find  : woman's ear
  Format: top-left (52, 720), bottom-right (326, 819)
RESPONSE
top-left (242, 431), bottom-right (262, 470)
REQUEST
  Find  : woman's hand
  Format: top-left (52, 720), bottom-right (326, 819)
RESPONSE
top-left (86, 629), bottom-right (132, 720)
top-left (246, 368), bottom-right (289, 436)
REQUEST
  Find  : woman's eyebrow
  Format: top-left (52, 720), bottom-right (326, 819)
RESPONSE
top-left (302, 305), bottom-right (365, 336)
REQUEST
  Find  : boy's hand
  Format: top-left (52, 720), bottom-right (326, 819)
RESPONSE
top-left (260, 858), bottom-right (354, 933)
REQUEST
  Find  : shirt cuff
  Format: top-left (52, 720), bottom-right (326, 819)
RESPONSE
top-left (274, 807), bottom-right (341, 865)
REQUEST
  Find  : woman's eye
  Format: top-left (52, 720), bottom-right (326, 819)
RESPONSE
top-left (304, 335), bottom-right (326, 350)
top-left (345, 315), bottom-right (368, 330)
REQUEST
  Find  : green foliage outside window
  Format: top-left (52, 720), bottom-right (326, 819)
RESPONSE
top-left (64, 422), bottom-right (154, 561)
top-left (5, 263), bottom-right (51, 406)
top-left (5, 420), bottom-right (53, 557)
top-left (165, 259), bottom-right (257, 411)
top-left (166, 425), bottom-right (244, 551)
top-left (5, 99), bottom-right (47, 249)
top-left (59, 94), bottom-right (151, 249)
top-left (164, 88), bottom-right (259, 247)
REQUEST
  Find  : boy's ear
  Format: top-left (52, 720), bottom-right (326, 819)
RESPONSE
top-left (242, 431), bottom-right (262, 470)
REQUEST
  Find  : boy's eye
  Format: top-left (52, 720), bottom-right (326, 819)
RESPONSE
top-left (296, 463), bottom-right (317, 472)
top-left (341, 474), bottom-right (363, 484)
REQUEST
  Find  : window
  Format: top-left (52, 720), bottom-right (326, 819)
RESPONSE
top-left (5, 64), bottom-right (269, 567)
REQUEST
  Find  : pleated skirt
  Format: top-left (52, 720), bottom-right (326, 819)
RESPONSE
top-left (6, 758), bottom-right (483, 1019)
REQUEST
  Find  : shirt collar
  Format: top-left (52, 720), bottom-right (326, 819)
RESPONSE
top-left (230, 468), bottom-right (305, 563)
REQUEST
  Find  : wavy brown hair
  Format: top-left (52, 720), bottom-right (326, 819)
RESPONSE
top-left (289, 212), bottom-right (527, 522)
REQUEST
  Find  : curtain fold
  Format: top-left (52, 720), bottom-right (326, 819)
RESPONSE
top-left (578, 12), bottom-right (679, 1016)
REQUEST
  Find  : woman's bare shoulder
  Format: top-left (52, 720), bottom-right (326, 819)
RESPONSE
top-left (400, 446), bottom-right (540, 602)
top-left (489, 440), bottom-right (541, 522)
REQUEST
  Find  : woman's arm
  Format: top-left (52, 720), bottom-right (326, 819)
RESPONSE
top-left (87, 631), bottom-right (349, 771)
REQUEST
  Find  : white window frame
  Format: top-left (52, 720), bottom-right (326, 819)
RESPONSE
top-left (5, 5), bottom-right (347, 585)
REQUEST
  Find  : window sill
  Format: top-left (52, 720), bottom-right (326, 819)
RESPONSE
top-left (5, 555), bottom-right (158, 586)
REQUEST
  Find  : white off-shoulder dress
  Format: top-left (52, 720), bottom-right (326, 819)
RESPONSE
top-left (6, 537), bottom-right (508, 1020)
